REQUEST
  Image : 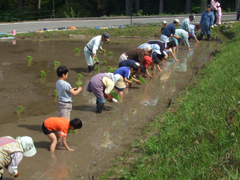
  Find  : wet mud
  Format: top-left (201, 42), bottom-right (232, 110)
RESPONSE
top-left (0, 38), bottom-right (218, 179)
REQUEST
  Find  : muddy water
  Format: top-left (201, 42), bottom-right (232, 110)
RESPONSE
top-left (0, 38), bottom-right (217, 179)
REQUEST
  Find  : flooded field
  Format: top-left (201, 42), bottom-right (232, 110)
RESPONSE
top-left (0, 38), bottom-right (217, 179)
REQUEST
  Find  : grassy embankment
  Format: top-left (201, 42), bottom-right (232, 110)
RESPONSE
top-left (100, 23), bottom-right (240, 179)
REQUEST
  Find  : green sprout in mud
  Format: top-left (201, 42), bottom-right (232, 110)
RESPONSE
top-left (27, 56), bottom-right (33, 62)
top-left (54, 90), bottom-right (58, 97)
top-left (103, 60), bottom-right (107, 65)
top-left (76, 81), bottom-right (82, 88)
top-left (110, 91), bottom-right (121, 100)
top-left (95, 66), bottom-right (100, 71)
top-left (138, 76), bottom-right (146, 84)
top-left (54, 61), bottom-right (60, 67)
top-left (109, 52), bottom-right (113, 56)
top-left (94, 57), bottom-right (99, 63)
top-left (78, 73), bottom-right (83, 80)
top-left (17, 105), bottom-right (24, 115)
top-left (40, 70), bottom-right (46, 77)
top-left (75, 48), bottom-right (80, 53)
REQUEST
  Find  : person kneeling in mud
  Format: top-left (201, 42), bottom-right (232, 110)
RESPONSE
top-left (42, 117), bottom-right (82, 152)
top-left (118, 59), bottom-right (147, 78)
top-left (87, 73), bottom-right (124, 113)
top-left (0, 136), bottom-right (36, 180)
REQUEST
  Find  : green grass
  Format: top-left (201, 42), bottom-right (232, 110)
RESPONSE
top-left (17, 105), bottom-right (24, 114)
top-left (40, 70), bottom-right (46, 77)
top-left (102, 22), bottom-right (240, 179)
top-left (103, 60), bottom-right (107, 65)
top-left (75, 81), bottom-right (82, 88)
top-left (110, 91), bottom-right (121, 100)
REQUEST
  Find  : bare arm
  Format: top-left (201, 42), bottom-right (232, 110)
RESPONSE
top-left (62, 137), bottom-right (73, 151)
top-left (169, 51), bottom-right (179, 62)
top-left (194, 37), bottom-right (199, 43)
top-left (132, 77), bottom-right (141, 84)
top-left (146, 69), bottom-right (153, 78)
top-left (69, 87), bottom-right (82, 96)
top-left (124, 77), bottom-right (133, 84)
top-left (156, 64), bottom-right (162, 72)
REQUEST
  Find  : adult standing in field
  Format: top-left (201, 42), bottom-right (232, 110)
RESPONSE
top-left (84, 33), bottom-right (110, 73)
top-left (87, 73), bottom-right (123, 113)
top-left (211, 0), bottom-right (219, 26)
top-left (237, 0), bottom-right (240, 21)
top-left (119, 48), bottom-right (152, 63)
top-left (0, 136), bottom-right (36, 180)
top-left (199, 5), bottom-right (214, 41)
top-left (180, 15), bottom-right (195, 32)
top-left (160, 19), bottom-right (180, 42)
top-left (172, 29), bottom-right (192, 50)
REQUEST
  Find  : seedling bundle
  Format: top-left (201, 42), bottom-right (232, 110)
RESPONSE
top-left (110, 91), bottom-right (121, 100)
top-left (109, 52), bottom-right (113, 56)
top-left (100, 49), bottom-right (106, 55)
top-left (129, 76), bottom-right (133, 81)
top-left (75, 48), bottom-right (80, 53)
top-left (103, 60), bottom-right (107, 65)
top-left (138, 76), bottom-right (146, 84)
top-left (94, 57), bottom-right (99, 63)
top-left (27, 56), bottom-right (33, 62)
top-left (78, 73), bottom-right (83, 80)
top-left (54, 90), bottom-right (58, 97)
top-left (95, 66), bottom-right (100, 71)
top-left (76, 81), bottom-right (82, 88)
top-left (54, 61), bottom-right (60, 67)
top-left (68, 129), bottom-right (77, 134)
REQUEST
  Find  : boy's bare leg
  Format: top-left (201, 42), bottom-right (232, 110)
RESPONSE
top-left (118, 90), bottom-right (123, 98)
top-left (47, 133), bottom-right (58, 152)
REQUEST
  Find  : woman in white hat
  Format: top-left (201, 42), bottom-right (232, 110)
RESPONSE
top-left (0, 136), bottom-right (36, 179)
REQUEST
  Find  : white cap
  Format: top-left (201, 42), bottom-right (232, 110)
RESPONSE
top-left (173, 19), bottom-right (180, 24)
top-left (16, 136), bottom-right (37, 157)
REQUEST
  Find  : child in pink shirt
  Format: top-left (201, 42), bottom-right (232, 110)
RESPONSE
top-left (217, 2), bottom-right (222, 25)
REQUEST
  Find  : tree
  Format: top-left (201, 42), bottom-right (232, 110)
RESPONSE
top-left (18, 0), bottom-right (24, 7)
top-left (159, 0), bottom-right (163, 14)
top-left (186, 0), bottom-right (191, 13)
top-left (135, 0), bottom-right (140, 14)
top-left (201, 0), bottom-right (207, 13)
top-left (125, 0), bottom-right (131, 16)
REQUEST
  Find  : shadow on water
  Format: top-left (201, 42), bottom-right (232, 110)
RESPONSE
top-left (70, 67), bottom-right (88, 73)
top-left (18, 124), bottom-right (42, 132)
top-left (72, 105), bottom-right (114, 112)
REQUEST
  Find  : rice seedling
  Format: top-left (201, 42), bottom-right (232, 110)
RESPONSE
top-left (54, 61), bottom-right (60, 67)
top-left (78, 73), bottom-right (83, 80)
top-left (129, 76), bottom-right (133, 81)
top-left (108, 68), bottom-right (114, 73)
top-left (100, 49), bottom-right (106, 55)
top-left (94, 57), bottom-right (99, 63)
top-left (103, 60), bottom-right (107, 65)
top-left (27, 56), bottom-right (33, 62)
top-left (110, 91), bottom-right (121, 100)
top-left (138, 76), bottom-right (146, 84)
top-left (75, 48), bottom-right (80, 53)
top-left (76, 81), bottom-right (82, 88)
top-left (40, 70), bottom-right (46, 77)
top-left (95, 66), bottom-right (100, 71)
top-left (113, 67), bottom-right (117, 73)
top-left (17, 105), bottom-right (24, 115)
top-left (109, 52), bottom-right (113, 56)
top-left (54, 90), bottom-right (58, 97)
top-left (68, 129), bottom-right (77, 134)
top-left (167, 55), bottom-right (171, 60)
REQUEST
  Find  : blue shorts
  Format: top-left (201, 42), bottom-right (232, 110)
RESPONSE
top-left (42, 122), bottom-right (54, 135)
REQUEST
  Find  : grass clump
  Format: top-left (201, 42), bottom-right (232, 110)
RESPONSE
top-left (109, 52), bottom-right (113, 56)
top-left (40, 70), bottom-right (46, 77)
top-left (138, 76), bottom-right (146, 84)
top-left (103, 60), bottom-right (107, 65)
top-left (75, 81), bottom-right (82, 88)
top-left (75, 48), bottom-right (80, 53)
top-left (78, 73), bottom-right (83, 80)
top-left (17, 105), bottom-right (24, 115)
top-left (110, 91), bottom-right (120, 100)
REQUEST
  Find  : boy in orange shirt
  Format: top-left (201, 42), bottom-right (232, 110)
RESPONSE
top-left (42, 117), bottom-right (82, 152)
